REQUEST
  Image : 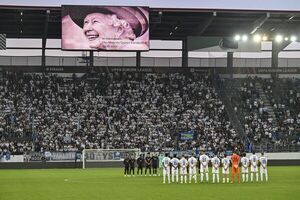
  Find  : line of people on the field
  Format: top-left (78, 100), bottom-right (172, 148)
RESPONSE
top-left (161, 151), bottom-right (268, 184)
top-left (123, 151), bottom-right (268, 184)
top-left (123, 153), bottom-right (162, 177)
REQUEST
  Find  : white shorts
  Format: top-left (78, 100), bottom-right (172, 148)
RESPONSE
top-left (212, 167), bottom-right (220, 174)
top-left (172, 167), bottom-right (179, 175)
top-left (200, 165), bottom-right (209, 173)
top-left (260, 167), bottom-right (267, 174)
top-left (180, 167), bottom-right (188, 175)
top-left (241, 166), bottom-right (249, 173)
top-left (189, 167), bottom-right (197, 175)
top-left (222, 167), bottom-right (229, 174)
top-left (163, 167), bottom-right (170, 175)
top-left (251, 165), bottom-right (258, 172)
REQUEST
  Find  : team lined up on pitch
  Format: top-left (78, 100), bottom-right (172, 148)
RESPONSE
top-left (124, 151), bottom-right (268, 184)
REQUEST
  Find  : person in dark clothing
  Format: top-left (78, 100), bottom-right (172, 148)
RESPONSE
top-left (144, 153), bottom-right (152, 176)
top-left (123, 155), bottom-right (130, 176)
top-left (152, 153), bottom-right (159, 176)
top-left (137, 154), bottom-right (144, 176)
top-left (129, 155), bottom-right (135, 176)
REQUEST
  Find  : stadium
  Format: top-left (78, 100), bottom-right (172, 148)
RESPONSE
top-left (0, 0), bottom-right (300, 200)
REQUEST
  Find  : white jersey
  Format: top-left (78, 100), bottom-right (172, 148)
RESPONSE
top-left (250, 155), bottom-right (258, 167)
top-left (259, 156), bottom-right (268, 173)
top-left (249, 154), bottom-right (259, 172)
top-left (188, 156), bottom-right (197, 174)
top-left (241, 157), bottom-right (249, 173)
top-left (179, 157), bottom-right (188, 174)
top-left (188, 157), bottom-right (197, 168)
top-left (180, 157), bottom-right (188, 168)
top-left (162, 156), bottom-right (171, 176)
top-left (199, 154), bottom-right (209, 173)
top-left (241, 157), bottom-right (249, 168)
top-left (162, 157), bottom-right (171, 168)
top-left (222, 157), bottom-right (230, 174)
top-left (170, 158), bottom-right (180, 169)
top-left (199, 154), bottom-right (210, 167)
top-left (211, 157), bottom-right (220, 173)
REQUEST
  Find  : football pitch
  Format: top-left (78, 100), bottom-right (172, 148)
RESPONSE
top-left (0, 166), bottom-right (299, 200)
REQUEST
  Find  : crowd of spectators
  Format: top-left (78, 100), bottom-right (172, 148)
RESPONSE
top-left (229, 77), bottom-right (300, 151)
top-left (0, 72), bottom-right (240, 155)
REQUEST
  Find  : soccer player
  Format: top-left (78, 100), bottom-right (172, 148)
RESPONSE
top-left (249, 151), bottom-right (259, 182)
top-left (170, 154), bottom-right (180, 183)
top-left (231, 150), bottom-right (240, 183)
top-left (211, 154), bottom-right (220, 183)
top-left (241, 152), bottom-right (249, 182)
top-left (179, 155), bottom-right (188, 184)
top-left (136, 154), bottom-right (144, 176)
top-left (158, 153), bottom-right (164, 176)
top-left (129, 155), bottom-right (135, 176)
top-left (123, 155), bottom-right (130, 177)
top-left (144, 153), bottom-right (152, 176)
top-left (259, 152), bottom-right (268, 182)
top-left (221, 154), bottom-right (230, 183)
top-left (199, 151), bottom-right (209, 183)
top-left (162, 153), bottom-right (171, 184)
top-left (188, 154), bottom-right (197, 183)
top-left (152, 153), bottom-right (159, 176)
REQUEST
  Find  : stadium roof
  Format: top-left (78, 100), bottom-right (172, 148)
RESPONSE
top-left (0, 6), bottom-right (299, 40)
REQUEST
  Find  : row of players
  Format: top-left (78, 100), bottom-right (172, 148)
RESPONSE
top-left (124, 151), bottom-right (268, 184)
top-left (161, 151), bottom-right (268, 184)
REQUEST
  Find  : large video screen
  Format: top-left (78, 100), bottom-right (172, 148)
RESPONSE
top-left (61, 5), bottom-right (149, 51)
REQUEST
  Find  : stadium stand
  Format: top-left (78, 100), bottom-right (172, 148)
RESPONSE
top-left (0, 72), bottom-right (242, 156)
top-left (223, 77), bottom-right (300, 152)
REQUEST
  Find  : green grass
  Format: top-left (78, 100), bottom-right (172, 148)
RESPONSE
top-left (0, 166), bottom-right (299, 200)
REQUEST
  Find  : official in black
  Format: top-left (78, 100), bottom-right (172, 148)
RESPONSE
top-left (129, 155), bottom-right (135, 176)
top-left (144, 153), bottom-right (152, 176)
top-left (137, 154), bottom-right (144, 176)
top-left (123, 155), bottom-right (130, 176)
top-left (152, 153), bottom-right (159, 176)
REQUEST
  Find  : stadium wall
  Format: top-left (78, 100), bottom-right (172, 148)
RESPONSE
top-left (0, 153), bottom-right (300, 169)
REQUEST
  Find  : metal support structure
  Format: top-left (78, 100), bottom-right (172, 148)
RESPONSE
top-left (191, 12), bottom-right (216, 36)
top-left (271, 41), bottom-right (290, 68)
top-left (182, 37), bottom-right (188, 68)
top-left (42, 10), bottom-right (50, 68)
top-left (89, 51), bottom-right (94, 67)
top-left (136, 51), bottom-right (141, 67)
top-left (227, 52), bottom-right (233, 79)
top-left (250, 13), bottom-right (270, 34)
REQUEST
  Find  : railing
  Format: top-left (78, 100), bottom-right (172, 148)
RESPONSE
top-left (0, 56), bottom-right (300, 67)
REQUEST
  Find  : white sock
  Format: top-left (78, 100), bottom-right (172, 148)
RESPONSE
top-left (251, 173), bottom-right (253, 182)
top-left (206, 173), bottom-right (209, 182)
top-left (265, 172), bottom-right (268, 181)
top-left (194, 174), bottom-right (197, 183)
top-left (256, 173), bottom-right (259, 182)
top-left (260, 173), bottom-right (263, 181)
top-left (242, 174), bottom-right (245, 182)
top-left (201, 173), bottom-right (204, 182)
top-left (213, 174), bottom-right (215, 183)
top-left (223, 178), bottom-right (225, 183)
top-left (227, 178), bottom-right (229, 183)
top-left (217, 174), bottom-right (219, 183)
top-left (246, 174), bottom-right (248, 182)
